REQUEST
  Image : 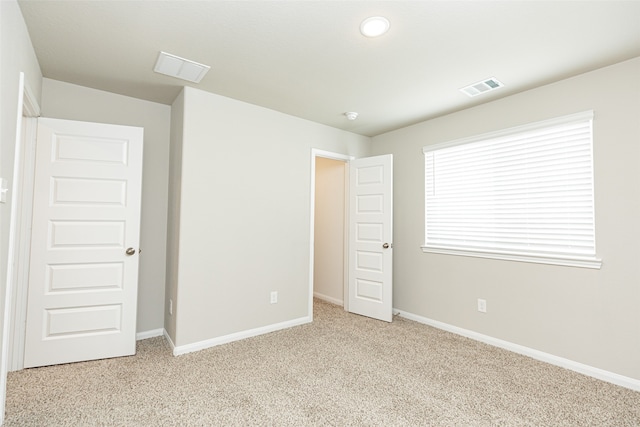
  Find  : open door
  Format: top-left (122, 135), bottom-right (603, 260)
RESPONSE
top-left (348, 154), bottom-right (393, 322)
top-left (23, 117), bottom-right (143, 368)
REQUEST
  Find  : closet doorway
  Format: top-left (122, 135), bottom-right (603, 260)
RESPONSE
top-left (311, 150), bottom-right (351, 312)
top-left (310, 149), bottom-right (394, 322)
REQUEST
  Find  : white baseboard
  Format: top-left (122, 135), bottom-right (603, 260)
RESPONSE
top-left (163, 329), bottom-right (176, 352)
top-left (172, 316), bottom-right (312, 356)
top-left (394, 308), bottom-right (640, 392)
top-left (136, 328), bottom-right (164, 340)
top-left (313, 292), bottom-right (343, 306)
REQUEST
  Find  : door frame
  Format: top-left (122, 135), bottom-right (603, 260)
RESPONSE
top-left (0, 73), bottom-right (41, 424)
top-left (308, 149), bottom-right (353, 318)
top-left (5, 78), bottom-right (40, 373)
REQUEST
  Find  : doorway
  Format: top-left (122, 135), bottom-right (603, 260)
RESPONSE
top-left (309, 150), bottom-right (394, 322)
top-left (314, 156), bottom-right (347, 305)
top-left (310, 150), bottom-right (352, 315)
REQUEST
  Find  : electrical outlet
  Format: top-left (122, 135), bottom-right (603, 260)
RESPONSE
top-left (169, 299), bottom-right (173, 315)
top-left (270, 291), bottom-right (278, 304)
top-left (0, 178), bottom-right (8, 204)
top-left (477, 298), bottom-right (487, 313)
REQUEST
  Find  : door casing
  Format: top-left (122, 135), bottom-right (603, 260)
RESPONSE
top-left (5, 74), bottom-right (40, 373)
top-left (0, 73), bottom-right (41, 426)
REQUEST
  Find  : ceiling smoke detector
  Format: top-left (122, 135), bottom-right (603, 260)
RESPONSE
top-left (460, 77), bottom-right (504, 97)
top-left (154, 51), bottom-right (211, 83)
top-left (344, 112), bottom-right (359, 120)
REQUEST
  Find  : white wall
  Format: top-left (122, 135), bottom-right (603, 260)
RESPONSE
top-left (0, 0), bottom-right (42, 314)
top-left (0, 0), bottom-right (43, 420)
top-left (168, 86), bottom-right (370, 347)
top-left (164, 89), bottom-right (185, 342)
top-left (41, 79), bottom-right (171, 334)
top-left (313, 157), bottom-right (346, 305)
top-left (371, 57), bottom-right (640, 381)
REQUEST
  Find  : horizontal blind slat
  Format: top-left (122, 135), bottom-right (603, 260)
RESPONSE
top-left (424, 115), bottom-right (595, 258)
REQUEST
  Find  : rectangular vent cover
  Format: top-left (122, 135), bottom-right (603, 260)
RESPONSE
top-left (153, 51), bottom-right (210, 83)
top-left (460, 77), bottom-right (504, 97)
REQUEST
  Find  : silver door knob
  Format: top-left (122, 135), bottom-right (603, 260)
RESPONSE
top-left (382, 243), bottom-right (390, 249)
top-left (126, 247), bottom-right (136, 256)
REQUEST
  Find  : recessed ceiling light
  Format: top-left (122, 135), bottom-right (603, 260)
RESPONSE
top-left (360, 17), bottom-right (390, 38)
top-left (153, 51), bottom-right (210, 83)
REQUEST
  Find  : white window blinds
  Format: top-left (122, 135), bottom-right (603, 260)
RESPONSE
top-left (423, 111), bottom-right (598, 266)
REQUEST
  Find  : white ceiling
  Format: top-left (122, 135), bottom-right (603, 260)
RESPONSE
top-left (18, 1), bottom-right (640, 137)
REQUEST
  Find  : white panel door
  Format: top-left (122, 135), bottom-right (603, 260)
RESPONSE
top-left (348, 154), bottom-right (393, 322)
top-left (24, 117), bottom-right (143, 368)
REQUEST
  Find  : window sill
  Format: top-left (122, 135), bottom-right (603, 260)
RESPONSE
top-left (420, 246), bottom-right (602, 269)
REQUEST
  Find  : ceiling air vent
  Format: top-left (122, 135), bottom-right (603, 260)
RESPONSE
top-left (153, 51), bottom-right (210, 83)
top-left (460, 77), bottom-right (504, 97)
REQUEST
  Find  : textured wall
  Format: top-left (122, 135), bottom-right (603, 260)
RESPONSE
top-left (171, 87), bottom-right (370, 347)
top-left (371, 57), bottom-right (640, 380)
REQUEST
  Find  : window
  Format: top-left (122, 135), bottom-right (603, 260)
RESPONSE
top-left (422, 111), bottom-right (601, 269)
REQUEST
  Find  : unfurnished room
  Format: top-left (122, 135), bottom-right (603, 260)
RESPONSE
top-left (1, 1), bottom-right (640, 425)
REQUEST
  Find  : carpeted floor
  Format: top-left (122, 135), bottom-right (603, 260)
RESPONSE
top-left (5, 299), bottom-right (640, 426)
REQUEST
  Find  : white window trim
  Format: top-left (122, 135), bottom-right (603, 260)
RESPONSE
top-left (422, 111), bottom-right (602, 270)
top-left (421, 246), bottom-right (602, 269)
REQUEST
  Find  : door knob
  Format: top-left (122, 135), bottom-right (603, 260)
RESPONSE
top-left (125, 247), bottom-right (136, 256)
top-left (382, 243), bottom-right (390, 249)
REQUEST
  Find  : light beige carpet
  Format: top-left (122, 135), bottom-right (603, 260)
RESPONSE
top-left (5, 300), bottom-right (640, 426)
